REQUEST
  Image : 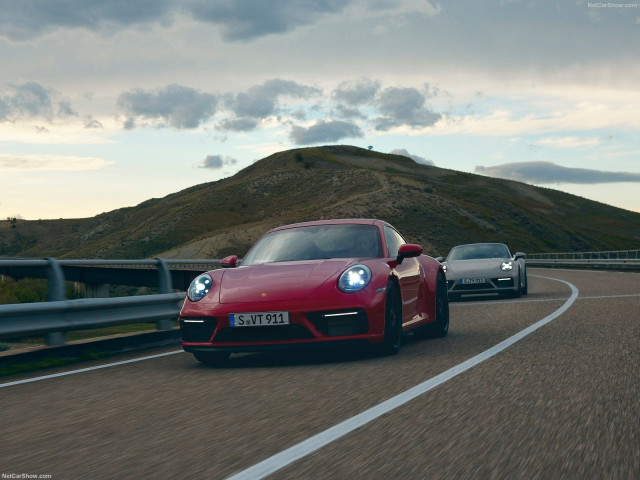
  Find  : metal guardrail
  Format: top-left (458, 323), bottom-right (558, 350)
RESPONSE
top-left (0, 292), bottom-right (185, 342)
top-left (526, 250), bottom-right (640, 270)
top-left (0, 258), bottom-right (222, 346)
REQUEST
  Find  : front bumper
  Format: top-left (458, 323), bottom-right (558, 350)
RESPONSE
top-left (446, 276), bottom-right (517, 296)
top-left (180, 292), bottom-right (387, 353)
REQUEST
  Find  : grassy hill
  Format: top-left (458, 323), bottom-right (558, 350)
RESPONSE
top-left (1, 145), bottom-right (639, 259)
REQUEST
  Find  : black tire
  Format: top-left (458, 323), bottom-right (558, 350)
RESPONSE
top-left (513, 271), bottom-right (522, 298)
top-left (193, 351), bottom-right (230, 366)
top-left (522, 268), bottom-right (528, 295)
top-left (418, 272), bottom-right (450, 339)
top-left (378, 282), bottom-right (403, 356)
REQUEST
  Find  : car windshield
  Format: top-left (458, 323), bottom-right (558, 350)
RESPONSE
top-left (242, 224), bottom-right (382, 265)
top-left (447, 244), bottom-right (511, 261)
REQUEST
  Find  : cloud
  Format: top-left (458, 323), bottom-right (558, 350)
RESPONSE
top-left (117, 84), bottom-right (218, 129)
top-left (333, 78), bottom-right (380, 106)
top-left (390, 148), bottom-right (434, 166)
top-left (289, 120), bottom-right (363, 145)
top-left (216, 117), bottom-right (259, 132)
top-left (536, 136), bottom-right (600, 148)
top-left (333, 105), bottom-right (366, 120)
top-left (0, 0), bottom-right (441, 44)
top-left (474, 161), bottom-right (640, 184)
top-left (200, 154), bottom-right (237, 169)
top-left (0, 82), bottom-right (76, 121)
top-left (0, 154), bottom-right (113, 171)
top-left (185, 0), bottom-right (350, 41)
top-left (217, 79), bottom-right (322, 132)
top-left (374, 87), bottom-right (441, 131)
top-left (0, 0), bottom-right (176, 41)
top-left (84, 117), bottom-right (104, 129)
top-left (224, 79), bottom-right (321, 120)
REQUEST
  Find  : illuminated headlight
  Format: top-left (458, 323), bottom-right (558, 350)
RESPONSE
top-left (187, 273), bottom-right (213, 302)
top-left (442, 264), bottom-right (447, 273)
top-left (501, 261), bottom-right (513, 271)
top-left (338, 265), bottom-right (371, 293)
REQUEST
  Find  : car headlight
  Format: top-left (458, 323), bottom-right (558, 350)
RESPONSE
top-left (501, 261), bottom-right (513, 271)
top-left (442, 264), bottom-right (447, 273)
top-left (187, 273), bottom-right (213, 302)
top-left (338, 265), bottom-right (371, 293)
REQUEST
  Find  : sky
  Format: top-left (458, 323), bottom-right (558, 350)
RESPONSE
top-left (1, 0), bottom-right (639, 220)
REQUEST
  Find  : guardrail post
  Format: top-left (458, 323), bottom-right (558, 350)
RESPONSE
top-left (45, 258), bottom-right (66, 346)
top-left (155, 258), bottom-right (174, 330)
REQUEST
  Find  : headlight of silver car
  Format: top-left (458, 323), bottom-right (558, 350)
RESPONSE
top-left (500, 261), bottom-right (513, 271)
top-left (338, 265), bottom-right (371, 293)
top-left (187, 273), bottom-right (213, 302)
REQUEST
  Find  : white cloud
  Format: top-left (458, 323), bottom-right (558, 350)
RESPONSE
top-left (536, 136), bottom-right (600, 148)
top-left (475, 161), bottom-right (640, 184)
top-left (436, 95), bottom-right (640, 137)
top-left (0, 154), bottom-right (113, 171)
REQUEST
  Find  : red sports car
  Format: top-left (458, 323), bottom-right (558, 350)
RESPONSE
top-left (180, 219), bottom-right (449, 365)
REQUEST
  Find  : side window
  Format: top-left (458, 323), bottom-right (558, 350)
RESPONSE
top-left (384, 225), bottom-right (406, 258)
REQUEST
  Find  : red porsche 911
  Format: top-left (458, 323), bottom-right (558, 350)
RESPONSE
top-left (180, 219), bottom-right (449, 365)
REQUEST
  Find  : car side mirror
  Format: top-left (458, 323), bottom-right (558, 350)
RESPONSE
top-left (514, 252), bottom-right (526, 260)
top-left (220, 255), bottom-right (238, 268)
top-left (396, 244), bottom-right (423, 265)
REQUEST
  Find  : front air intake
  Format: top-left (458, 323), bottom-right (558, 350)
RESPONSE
top-left (308, 310), bottom-right (369, 336)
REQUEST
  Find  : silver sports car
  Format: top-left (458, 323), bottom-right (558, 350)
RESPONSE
top-left (437, 243), bottom-right (527, 300)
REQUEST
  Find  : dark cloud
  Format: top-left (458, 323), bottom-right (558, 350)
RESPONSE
top-left (0, 0), bottom-right (176, 41)
top-left (225, 79), bottom-right (321, 120)
top-left (57, 99), bottom-right (77, 118)
top-left (184, 0), bottom-right (350, 41)
top-left (117, 84), bottom-right (218, 129)
top-left (390, 148), bottom-right (434, 166)
top-left (475, 161), bottom-right (640, 184)
top-left (289, 120), bottom-right (363, 145)
top-left (200, 154), bottom-right (237, 169)
top-left (0, 0), bottom-right (351, 43)
top-left (216, 117), bottom-right (258, 132)
top-left (84, 117), bottom-right (103, 129)
top-left (0, 82), bottom-right (75, 121)
top-left (334, 105), bottom-right (366, 120)
top-left (333, 79), bottom-right (380, 106)
top-left (374, 87), bottom-right (441, 131)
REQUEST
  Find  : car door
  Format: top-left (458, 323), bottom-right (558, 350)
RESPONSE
top-left (384, 225), bottom-right (421, 324)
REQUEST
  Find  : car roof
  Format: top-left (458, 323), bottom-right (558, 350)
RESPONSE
top-left (269, 218), bottom-right (383, 233)
top-left (451, 242), bottom-right (508, 248)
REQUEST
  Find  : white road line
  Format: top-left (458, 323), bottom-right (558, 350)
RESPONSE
top-left (0, 350), bottom-right (183, 388)
top-left (224, 275), bottom-right (579, 480)
top-left (579, 294), bottom-right (640, 300)
top-left (451, 293), bottom-right (640, 307)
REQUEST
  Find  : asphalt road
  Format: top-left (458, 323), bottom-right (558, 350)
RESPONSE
top-left (1, 268), bottom-right (638, 480)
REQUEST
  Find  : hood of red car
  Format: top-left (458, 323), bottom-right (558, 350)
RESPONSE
top-left (219, 259), bottom-right (353, 304)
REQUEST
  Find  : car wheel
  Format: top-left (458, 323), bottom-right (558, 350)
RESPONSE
top-left (513, 271), bottom-right (522, 298)
top-left (193, 351), bottom-right (230, 366)
top-left (378, 282), bottom-right (402, 356)
top-left (522, 268), bottom-right (528, 295)
top-left (417, 272), bottom-right (449, 339)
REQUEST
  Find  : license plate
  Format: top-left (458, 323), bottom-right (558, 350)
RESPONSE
top-left (229, 311), bottom-right (290, 327)
top-left (460, 278), bottom-right (485, 285)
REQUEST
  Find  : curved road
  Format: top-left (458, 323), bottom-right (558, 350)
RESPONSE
top-left (1, 268), bottom-right (638, 479)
